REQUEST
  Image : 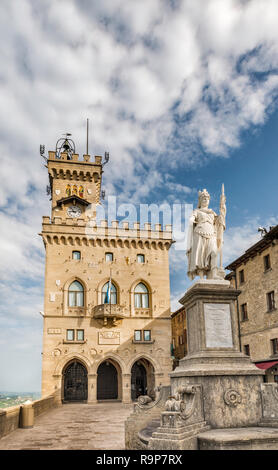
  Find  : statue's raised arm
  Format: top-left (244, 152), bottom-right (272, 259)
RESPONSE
top-left (186, 186), bottom-right (226, 281)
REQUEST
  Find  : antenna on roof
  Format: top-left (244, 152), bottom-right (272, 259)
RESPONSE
top-left (86, 118), bottom-right (89, 155)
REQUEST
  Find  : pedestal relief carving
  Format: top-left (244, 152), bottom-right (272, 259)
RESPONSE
top-left (223, 389), bottom-right (242, 407)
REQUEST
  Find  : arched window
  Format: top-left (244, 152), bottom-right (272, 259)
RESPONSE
top-left (72, 250), bottom-right (81, 260)
top-left (68, 281), bottom-right (84, 307)
top-left (134, 283), bottom-right (149, 308)
top-left (101, 282), bottom-right (117, 304)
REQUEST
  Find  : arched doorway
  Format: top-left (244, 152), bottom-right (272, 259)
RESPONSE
top-left (97, 360), bottom-right (120, 400)
top-left (63, 360), bottom-right (88, 402)
top-left (131, 358), bottom-right (155, 401)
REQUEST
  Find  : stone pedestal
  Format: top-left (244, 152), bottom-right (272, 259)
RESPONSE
top-left (170, 280), bottom-right (265, 429)
top-left (126, 280), bottom-right (278, 449)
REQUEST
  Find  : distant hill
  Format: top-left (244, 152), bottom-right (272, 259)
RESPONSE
top-left (0, 391), bottom-right (41, 409)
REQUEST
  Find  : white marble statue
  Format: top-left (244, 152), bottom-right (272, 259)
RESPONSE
top-left (186, 185), bottom-right (226, 281)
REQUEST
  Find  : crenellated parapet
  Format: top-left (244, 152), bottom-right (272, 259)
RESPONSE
top-left (40, 219), bottom-right (173, 250)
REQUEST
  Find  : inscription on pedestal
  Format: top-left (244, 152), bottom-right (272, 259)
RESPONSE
top-left (204, 303), bottom-right (233, 348)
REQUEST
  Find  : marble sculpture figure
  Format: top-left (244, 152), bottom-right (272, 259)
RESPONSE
top-left (187, 185), bottom-right (226, 281)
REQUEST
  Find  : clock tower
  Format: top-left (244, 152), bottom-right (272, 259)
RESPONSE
top-left (47, 134), bottom-right (103, 222)
top-left (40, 133), bottom-right (173, 405)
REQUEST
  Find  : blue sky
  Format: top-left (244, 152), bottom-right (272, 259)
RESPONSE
top-left (0, 0), bottom-right (278, 392)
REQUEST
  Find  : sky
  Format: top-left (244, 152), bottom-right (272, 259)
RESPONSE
top-left (0, 0), bottom-right (278, 392)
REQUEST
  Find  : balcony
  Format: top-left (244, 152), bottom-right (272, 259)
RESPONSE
top-left (92, 304), bottom-right (126, 326)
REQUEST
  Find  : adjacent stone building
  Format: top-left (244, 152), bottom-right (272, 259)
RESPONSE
top-left (171, 306), bottom-right (187, 367)
top-left (226, 225), bottom-right (278, 382)
top-left (40, 137), bottom-right (173, 404)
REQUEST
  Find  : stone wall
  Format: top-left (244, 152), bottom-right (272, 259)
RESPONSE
top-left (232, 241), bottom-right (278, 364)
top-left (171, 306), bottom-right (187, 362)
top-left (125, 386), bottom-right (170, 449)
top-left (0, 406), bottom-right (20, 439)
top-left (0, 389), bottom-right (61, 439)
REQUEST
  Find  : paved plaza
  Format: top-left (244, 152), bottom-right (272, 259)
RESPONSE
top-left (0, 402), bottom-right (133, 450)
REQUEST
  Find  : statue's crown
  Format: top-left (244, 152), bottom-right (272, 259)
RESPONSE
top-left (198, 189), bottom-right (210, 199)
top-left (197, 189), bottom-right (210, 208)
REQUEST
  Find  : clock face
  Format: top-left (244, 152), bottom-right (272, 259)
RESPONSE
top-left (67, 205), bottom-right (81, 218)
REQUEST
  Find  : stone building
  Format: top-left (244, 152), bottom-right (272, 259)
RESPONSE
top-left (40, 136), bottom-right (173, 404)
top-left (171, 306), bottom-right (187, 367)
top-left (225, 225), bottom-right (278, 382)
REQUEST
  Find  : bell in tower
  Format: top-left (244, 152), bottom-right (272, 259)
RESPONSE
top-left (55, 133), bottom-right (75, 160)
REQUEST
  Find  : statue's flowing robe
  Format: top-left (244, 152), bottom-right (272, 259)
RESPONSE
top-left (187, 208), bottom-right (218, 280)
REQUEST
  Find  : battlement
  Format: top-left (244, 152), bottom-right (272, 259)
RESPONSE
top-left (41, 218), bottom-right (173, 248)
top-left (48, 151), bottom-right (102, 165)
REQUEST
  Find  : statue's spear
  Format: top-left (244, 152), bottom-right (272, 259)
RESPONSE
top-left (217, 184), bottom-right (226, 269)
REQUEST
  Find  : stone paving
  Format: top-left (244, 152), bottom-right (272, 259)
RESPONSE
top-left (0, 402), bottom-right (133, 450)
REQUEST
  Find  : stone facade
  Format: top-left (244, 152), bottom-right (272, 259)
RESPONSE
top-left (40, 145), bottom-right (173, 404)
top-left (171, 306), bottom-right (187, 366)
top-left (226, 225), bottom-right (278, 382)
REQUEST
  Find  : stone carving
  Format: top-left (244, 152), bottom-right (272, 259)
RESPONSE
top-left (52, 348), bottom-right (61, 356)
top-left (98, 331), bottom-right (120, 345)
top-left (223, 389), bottom-right (242, 407)
top-left (186, 186), bottom-right (226, 280)
top-left (47, 328), bottom-right (61, 334)
top-left (162, 385), bottom-right (204, 425)
top-left (134, 385), bottom-right (170, 412)
top-left (165, 395), bottom-right (181, 412)
top-left (138, 395), bottom-right (152, 406)
top-left (90, 348), bottom-right (98, 357)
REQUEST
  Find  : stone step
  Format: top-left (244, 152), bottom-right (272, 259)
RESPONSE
top-left (198, 427), bottom-right (278, 450)
top-left (138, 419), bottom-right (161, 446)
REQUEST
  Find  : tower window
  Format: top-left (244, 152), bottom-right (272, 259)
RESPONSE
top-left (264, 254), bottom-right (271, 271)
top-left (239, 269), bottom-right (245, 284)
top-left (102, 281), bottom-right (117, 304)
top-left (105, 252), bottom-right (113, 262)
top-left (72, 251), bottom-right (81, 260)
top-left (66, 329), bottom-right (74, 341)
top-left (244, 344), bottom-right (250, 356)
top-left (68, 281), bottom-right (84, 307)
top-left (267, 291), bottom-right (275, 312)
top-left (143, 330), bottom-right (151, 341)
top-left (240, 303), bottom-right (248, 321)
top-left (137, 254), bottom-right (145, 263)
top-left (134, 330), bottom-right (151, 342)
top-left (271, 338), bottom-right (278, 355)
top-left (134, 330), bottom-right (142, 341)
top-left (134, 282), bottom-right (149, 308)
top-left (77, 329), bottom-right (84, 341)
